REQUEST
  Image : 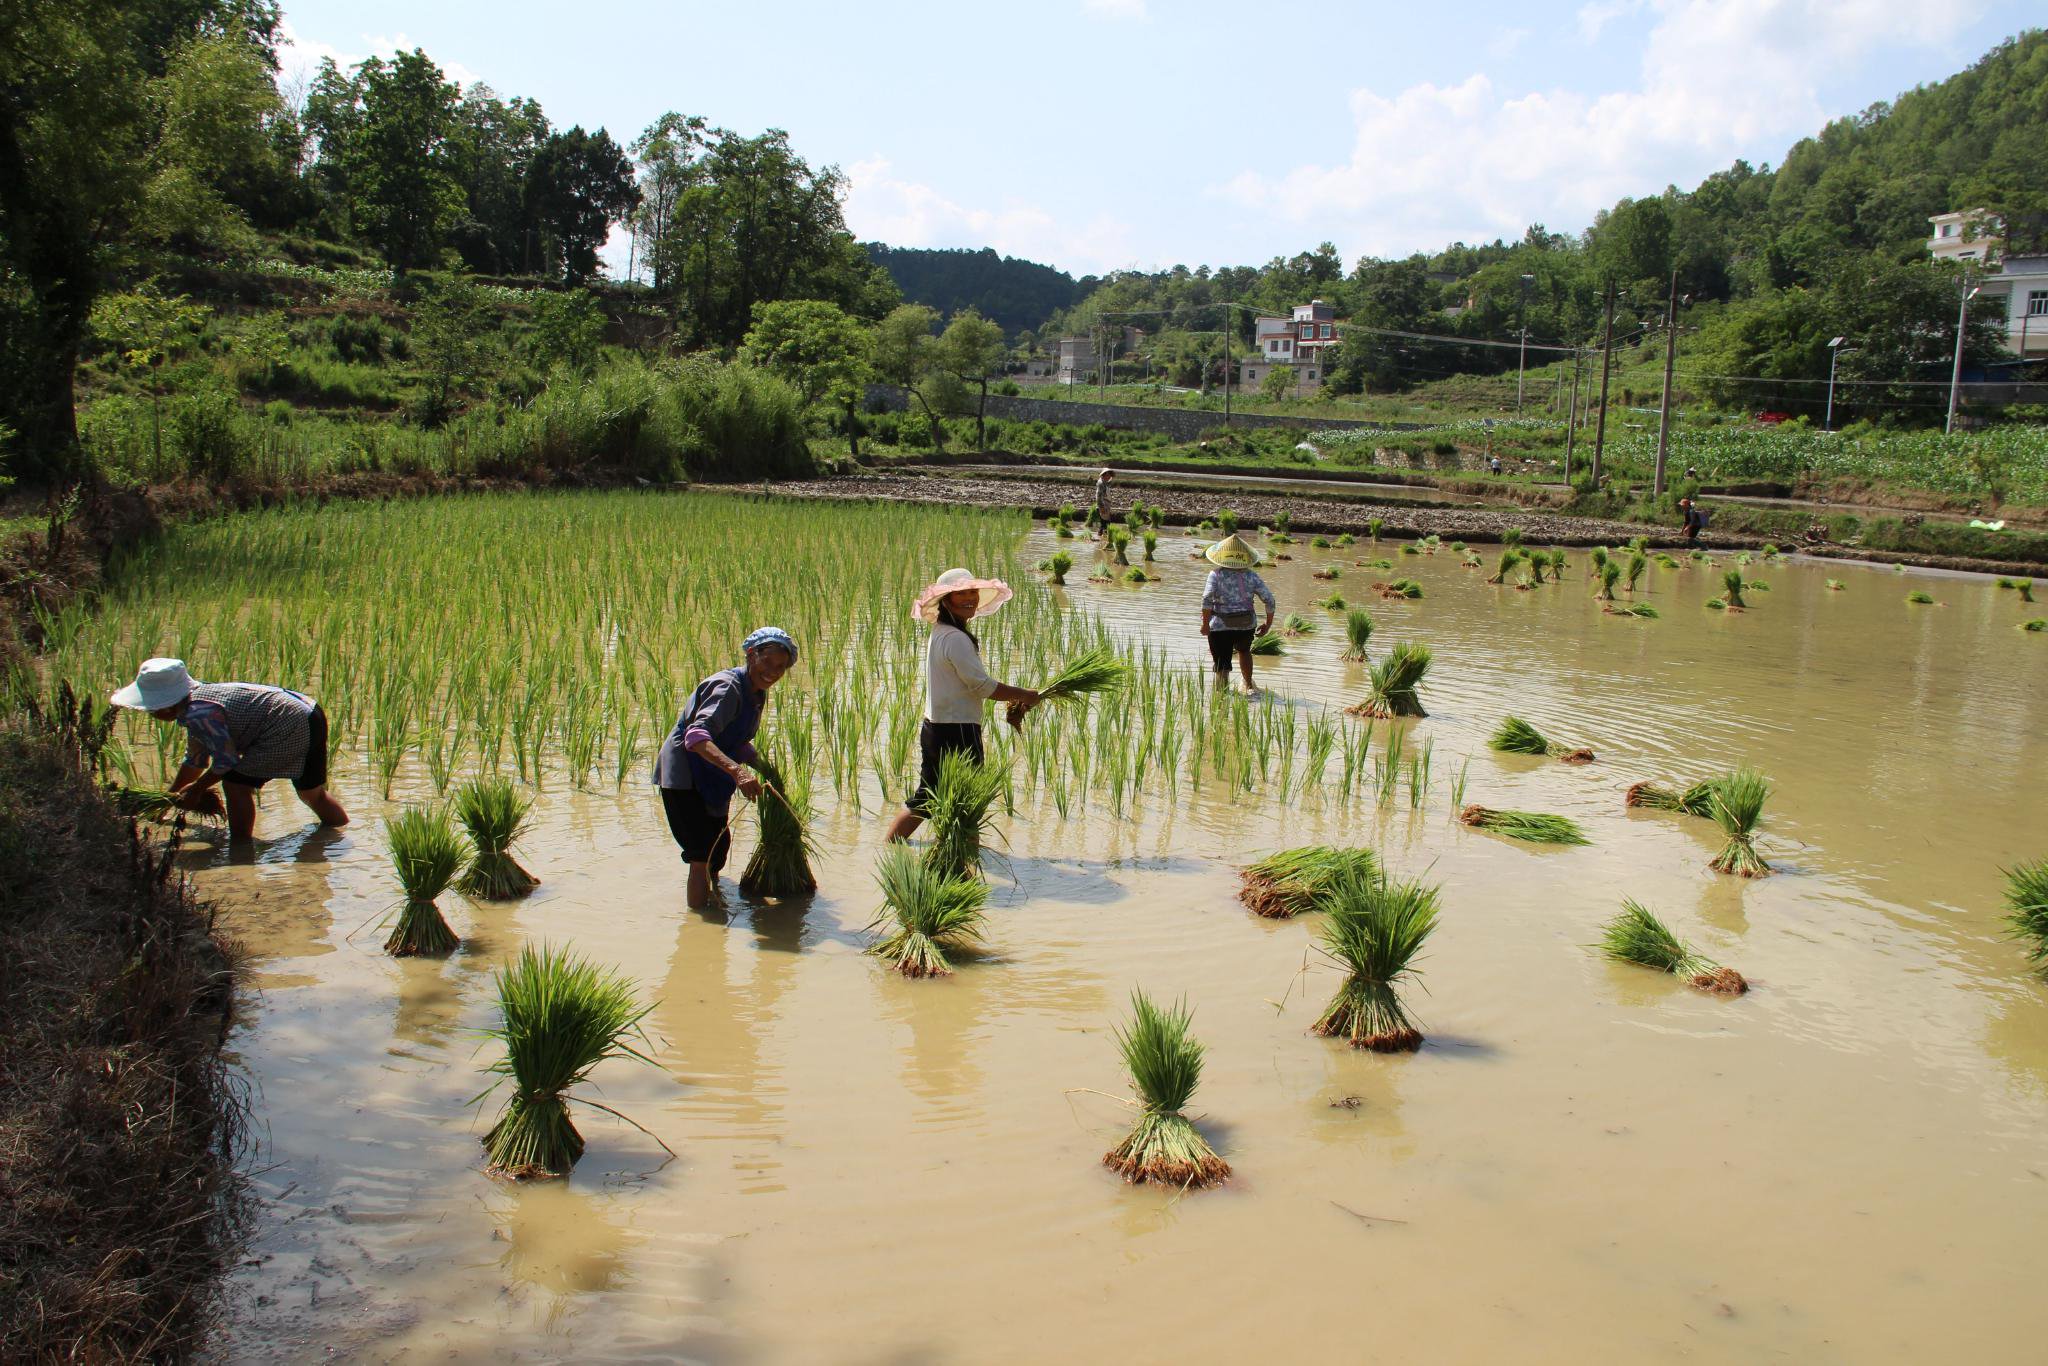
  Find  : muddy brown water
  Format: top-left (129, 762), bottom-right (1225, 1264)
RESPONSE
top-left (198, 533), bottom-right (2046, 1362)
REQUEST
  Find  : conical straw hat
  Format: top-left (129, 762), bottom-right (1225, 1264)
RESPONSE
top-left (1204, 534), bottom-right (1256, 568)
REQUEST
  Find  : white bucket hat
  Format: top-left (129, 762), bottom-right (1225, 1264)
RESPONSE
top-left (913, 567), bottom-right (1013, 624)
top-left (111, 657), bottom-right (196, 711)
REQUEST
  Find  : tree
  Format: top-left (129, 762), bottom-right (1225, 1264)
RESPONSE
top-left (931, 309), bottom-right (1006, 448)
top-left (137, 32), bottom-right (286, 249)
top-left (445, 84), bottom-right (550, 274)
top-left (407, 278), bottom-right (495, 425)
top-left (525, 126), bottom-right (639, 284)
top-left (628, 112), bottom-right (708, 291)
top-left (525, 291), bottom-right (605, 372)
top-left (341, 51), bottom-right (462, 272)
top-left (89, 284), bottom-right (209, 469)
top-left (1260, 366), bottom-right (1294, 403)
top-left (872, 303), bottom-right (944, 450)
top-left (739, 299), bottom-right (872, 450)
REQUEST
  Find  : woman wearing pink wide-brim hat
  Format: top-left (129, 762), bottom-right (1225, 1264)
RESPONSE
top-left (883, 568), bottom-right (1041, 844)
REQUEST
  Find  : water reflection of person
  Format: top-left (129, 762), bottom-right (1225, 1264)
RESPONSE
top-left (110, 656), bottom-right (348, 841)
top-left (653, 628), bottom-right (797, 911)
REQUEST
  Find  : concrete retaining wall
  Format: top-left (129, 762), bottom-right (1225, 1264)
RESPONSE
top-left (864, 385), bottom-right (1425, 443)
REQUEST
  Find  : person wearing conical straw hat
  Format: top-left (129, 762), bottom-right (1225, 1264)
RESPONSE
top-left (884, 568), bottom-right (1041, 844)
top-left (109, 658), bottom-right (348, 840)
top-left (654, 627), bottom-right (799, 911)
top-left (1200, 533), bottom-right (1276, 696)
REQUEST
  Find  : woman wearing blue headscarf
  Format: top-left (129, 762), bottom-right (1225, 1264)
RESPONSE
top-left (654, 626), bottom-right (798, 909)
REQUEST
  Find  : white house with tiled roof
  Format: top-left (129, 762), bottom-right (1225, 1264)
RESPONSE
top-left (1239, 300), bottom-right (1340, 393)
top-left (1926, 211), bottom-right (2048, 360)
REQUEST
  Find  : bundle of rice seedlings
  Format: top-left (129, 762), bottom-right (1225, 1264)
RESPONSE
top-left (1360, 556), bottom-right (1395, 570)
top-left (1527, 555), bottom-right (1548, 585)
top-left (1721, 568), bottom-right (1748, 609)
top-left (1400, 542), bottom-right (1422, 557)
top-left (1280, 611), bottom-right (1318, 637)
top-left (1335, 533), bottom-right (1355, 546)
top-left (477, 944), bottom-right (657, 1178)
top-left (1626, 779), bottom-right (1716, 816)
top-left (1486, 548), bottom-right (1524, 584)
top-left (108, 784), bottom-right (224, 821)
top-left (1705, 597), bottom-right (1728, 611)
top-left (1628, 534), bottom-right (1649, 555)
top-left (1047, 550), bottom-right (1074, 584)
top-left (2024, 618), bottom-right (2047, 632)
top-left (1311, 535), bottom-right (1331, 548)
top-left (1503, 528), bottom-right (1525, 550)
top-left (1035, 645), bottom-right (1133, 707)
top-left (1142, 530), bottom-right (1159, 561)
top-left (454, 776), bottom-right (539, 899)
top-left (1689, 549), bottom-right (1708, 562)
top-left (1217, 508), bottom-right (1239, 534)
top-left (2019, 580), bottom-right (2036, 603)
top-left (1341, 609), bottom-right (1374, 661)
top-left (1998, 577), bottom-right (2019, 590)
top-left (1103, 991), bottom-right (1229, 1189)
top-left (1108, 527), bottom-right (1132, 565)
top-left (1274, 510), bottom-right (1293, 534)
top-left (1367, 518), bottom-right (1384, 541)
top-left (1058, 502), bottom-right (1077, 522)
top-left (1311, 867), bottom-right (1439, 1051)
top-left (1589, 546), bottom-right (1609, 579)
top-left (1266, 530), bottom-right (1294, 545)
top-left (922, 750), bottom-right (1007, 879)
top-left (1489, 715), bottom-right (1594, 763)
top-left (1892, 563), bottom-right (1905, 574)
top-left (1238, 845), bottom-right (1377, 919)
top-left (1376, 579), bottom-right (1423, 600)
top-left (1549, 548), bottom-right (1568, 575)
top-left (1317, 592), bottom-right (1347, 611)
top-left (1595, 561), bottom-right (1622, 600)
top-left (868, 843), bottom-right (988, 977)
top-left (1460, 551), bottom-right (1482, 568)
top-left (1351, 640), bottom-right (1430, 717)
top-left (2005, 858), bottom-right (2048, 978)
top-left (1906, 590), bottom-right (1935, 605)
top-left (738, 758), bottom-right (818, 896)
top-left (1656, 553), bottom-right (1681, 569)
top-left (384, 805), bottom-right (468, 956)
top-left (1312, 564), bottom-right (1342, 580)
top-left (1625, 549), bottom-right (1649, 593)
top-left (1707, 767), bottom-right (1771, 877)
top-left (1249, 632), bottom-right (1285, 656)
top-left (1458, 805), bottom-right (1589, 845)
top-left (1760, 542), bottom-right (1780, 557)
top-left (1747, 579), bottom-right (1771, 592)
top-left (1450, 540), bottom-right (1467, 552)
top-left (1601, 900), bottom-right (1747, 995)
top-left (1607, 601), bottom-right (1659, 618)
top-left (1123, 566), bottom-right (1150, 583)
top-left (1825, 578), bottom-right (1844, 591)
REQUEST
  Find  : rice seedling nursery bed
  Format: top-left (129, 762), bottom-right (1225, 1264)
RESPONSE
top-left (28, 489), bottom-right (2048, 1362)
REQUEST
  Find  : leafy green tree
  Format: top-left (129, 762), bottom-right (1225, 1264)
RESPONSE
top-left (1260, 366), bottom-right (1294, 403)
top-left (739, 299), bottom-right (872, 450)
top-left (627, 112), bottom-right (708, 291)
top-left (931, 309), bottom-right (1006, 448)
top-left (232, 309), bottom-right (291, 386)
top-left (525, 291), bottom-right (605, 372)
top-left (136, 32), bottom-right (285, 249)
top-left (445, 85), bottom-right (551, 274)
top-left (89, 284), bottom-right (210, 468)
top-left (407, 278), bottom-right (496, 425)
top-left (525, 126), bottom-right (639, 284)
top-left (340, 51), bottom-right (462, 272)
top-left (872, 303), bottom-right (944, 449)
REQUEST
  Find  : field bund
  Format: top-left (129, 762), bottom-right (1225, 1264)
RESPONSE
top-left (47, 491), bottom-right (2048, 1361)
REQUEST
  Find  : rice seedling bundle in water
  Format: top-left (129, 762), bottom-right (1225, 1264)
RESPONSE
top-left (1458, 805), bottom-right (1588, 845)
top-left (1032, 645), bottom-right (1133, 708)
top-left (1317, 592), bottom-right (1346, 611)
top-left (1503, 528), bottom-right (1524, 550)
top-left (1311, 536), bottom-right (1331, 548)
top-left (2020, 580), bottom-right (2036, 602)
top-left (868, 843), bottom-right (988, 977)
top-left (1103, 991), bottom-right (1228, 1189)
top-left (1341, 609), bottom-right (1374, 661)
top-left (1596, 562), bottom-right (1622, 601)
top-left (1281, 612), bottom-right (1318, 637)
top-left (1610, 601), bottom-right (1659, 618)
top-left (453, 776), bottom-right (539, 899)
top-left (2005, 859), bottom-right (2048, 978)
top-left (1707, 767), bottom-right (1771, 877)
top-left (1047, 550), bottom-right (1074, 584)
top-left (1108, 528), bottom-right (1132, 565)
top-left (1906, 591), bottom-right (1934, 605)
top-left (1367, 518), bottom-right (1383, 540)
top-left (478, 943), bottom-right (657, 1178)
top-left (1601, 900), bottom-right (1747, 995)
top-left (1527, 555), bottom-right (1548, 585)
top-left (1589, 546), bottom-right (1609, 579)
top-left (1122, 566), bottom-right (1149, 584)
top-left (1721, 568), bottom-right (1748, 609)
top-left (1352, 640), bottom-right (1429, 717)
top-left (1626, 779), bottom-right (1716, 816)
top-left (108, 784), bottom-right (223, 821)
top-left (1487, 549), bottom-right (1524, 584)
top-left (923, 749), bottom-right (1007, 880)
top-left (1249, 632), bottom-right (1285, 656)
top-left (1488, 715), bottom-right (1594, 763)
top-left (385, 804), bottom-right (468, 956)
top-left (1312, 564), bottom-right (1342, 580)
top-left (1218, 509), bottom-right (1239, 534)
top-left (1312, 867), bottom-right (1440, 1051)
top-left (1377, 579), bottom-right (1422, 600)
top-left (1238, 844), bottom-right (1378, 919)
top-left (739, 756), bottom-right (818, 896)
top-left (1549, 548), bottom-right (1567, 575)
top-left (1826, 579), bottom-right (1844, 591)
top-left (2025, 618), bottom-right (2047, 632)
top-left (1336, 533), bottom-right (1355, 546)
top-left (1142, 530), bottom-right (1158, 561)
top-left (1625, 550), bottom-right (1648, 592)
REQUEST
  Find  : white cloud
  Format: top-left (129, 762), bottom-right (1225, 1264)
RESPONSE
top-left (843, 157), bottom-right (1140, 276)
top-left (275, 21), bottom-right (480, 94)
top-left (1083, 0), bottom-right (1149, 17)
top-left (1577, 0), bottom-right (1644, 42)
top-left (1216, 0), bottom-right (1985, 260)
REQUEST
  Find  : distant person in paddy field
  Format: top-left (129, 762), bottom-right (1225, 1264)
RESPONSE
top-left (1200, 533), bottom-right (1276, 696)
top-left (655, 627), bottom-right (798, 911)
top-left (1094, 468), bottom-right (1114, 532)
top-left (110, 658), bottom-right (347, 840)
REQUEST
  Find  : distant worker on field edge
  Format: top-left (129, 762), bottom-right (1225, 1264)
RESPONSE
top-left (110, 658), bottom-right (347, 841)
top-left (654, 627), bottom-right (798, 911)
top-left (1680, 498), bottom-right (1707, 544)
top-left (1094, 467), bottom-right (1114, 533)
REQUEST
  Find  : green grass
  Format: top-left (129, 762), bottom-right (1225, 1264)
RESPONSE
top-left (1104, 990), bottom-right (1229, 1189)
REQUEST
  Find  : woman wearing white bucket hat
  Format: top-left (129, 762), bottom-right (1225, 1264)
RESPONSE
top-left (883, 568), bottom-right (1040, 844)
top-left (109, 657), bottom-right (348, 839)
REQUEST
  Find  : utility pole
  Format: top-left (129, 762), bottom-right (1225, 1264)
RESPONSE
top-left (1516, 273), bottom-right (1535, 416)
top-left (1946, 274), bottom-right (1976, 436)
top-left (1222, 301), bottom-right (1233, 427)
top-left (1591, 282), bottom-right (1617, 486)
top-left (1652, 269), bottom-right (1678, 498)
top-left (1563, 347), bottom-right (1582, 483)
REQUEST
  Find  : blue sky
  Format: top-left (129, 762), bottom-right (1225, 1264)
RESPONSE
top-left (276, 0), bottom-right (2038, 279)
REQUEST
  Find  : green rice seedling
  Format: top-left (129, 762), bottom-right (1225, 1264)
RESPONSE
top-left (1656, 553), bottom-right (1681, 569)
top-left (1377, 579), bottom-right (1422, 599)
top-left (1266, 531), bottom-right (1294, 546)
top-left (453, 776), bottom-right (539, 899)
top-left (1596, 561), bottom-right (1622, 600)
top-left (1489, 715), bottom-right (1594, 763)
top-left (1747, 579), bottom-right (1770, 592)
top-left (1628, 535), bottom-right (1649, 555)
top-left (1527, 555), bottom-right (1548, 585)
top-left (1055, 521), bottom-right (1075, 539)
top-left (1625, 549), bottom-right (1649, 593)
top-left (739, 758), bottom-right (818, 896)
top-left (1237, 845), bottom-right (1377, 919)
top-left (1626, 779), bottom-right (1716, 816)
top-left (1108, 527), bottom-right (1133, 565)
top-left (1892, 563), bottom-right (1905, 574)
top-left (1760, 542), bottom-right (1779, 557)
top-left (1906, 590), bottom-right (1934, 605)
top-left (1047, 550), bottom-right (1074, 584)
top-left (1281, 611), bottom-right (1319, 637)
top-left (1123, 566), bottom-right (1149, 584)
top-left (1503, 528), bottom-right (1524, 551)
top-left (1458, 805), bottom-right (1589, 845)
top-left (1825, 578), bottom-right (1844, 591)
top-left (477, 943), bottom-right (658, 1179)
top-left (1032, 645), bottom-right (1133, 710)
top-left (2020, 580), bottom-right (2035, 602)
top-left (1600, 900), bottom-right (1747, 994)
top-left (1367, 518), bottom-right (1384, 541)
top-left (1608, 601), bottom-right (1660, 618)
top-left (1311, 563), bottom-right (1343, 580)
top-left (1249, 632), bottom-right (1285, 656)
top-left (2024, 619), bottom-right (2047, 631)
top-left (1274, 510), bottom-right (1293, 534)
top-left (107, 784), bottom-right (224, 822)
top-left (1460, 551), bottom-right (1482, 568)
top-left (923, 750), bottom-right (1007, 880)
top-left (1705, 597), bottom-right (1727, 610)
top-left (1448, 756), bottom-right (1469, 810)
top-left (1103, 991), bottom-right (1229, 1189)
top-left (2005, 858), bottom-right (2048, 978)
top-left (384, 805), bottom-right (468, 956)
top-left (1689, 549), bottom-right (1708, 561)
top-left (1998, 577), bottom-right (2019, 590)
top-left (1351, 640), bottom-right (1430, 718)
top-left (1707, 767), bottom-right (1771, 877)
top-left (1450, 540), bottom-right (1467, 553)
top-left (1721, 568), bottom-right (1748, 609)
top-left (1058, 502), bottom-right (1077, 522)
top-left (1486, 548), bottom-right (1524, 584)
top-left (1341, 609), bottom-right (1374, 661)
top-left (1317, 592), bottom-right (1347, 611)
top-left (868, 843), bottom-right (988, 977)
top-left (1549, 548), bottom-right (1567, 575)
top-left (1217, 508), bottom-right (1239, 535)
top-left (1335, 533), bottom-right (1355, 546)
top-left (1311, 535), bottom-right (1331, 548)
top-left (1142, 529), bottom-right (1158, 561)
top-left (1589, 546), bottom-right (1609, 579)
top-left (1400, 542), bottom-right (1422, 557)
top-left (1735, 551), bottom-right (1753, 566)
top-left (1311, 867), bottom-right (1440, 1051)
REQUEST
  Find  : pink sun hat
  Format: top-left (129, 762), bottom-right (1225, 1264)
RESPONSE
top-left (913, 567), bottom-right (1013, 624)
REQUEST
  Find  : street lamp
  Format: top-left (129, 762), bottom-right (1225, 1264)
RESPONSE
top-left (1824, 336), bottom-right (1855, 431)
top-left (1515, 273), bottom-right (1535, 416)
top-left (1946, 280), bottom-right (1980, 436)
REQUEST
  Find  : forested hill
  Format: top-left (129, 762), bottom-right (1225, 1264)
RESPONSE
top-left (862, 244), bottom-right (1088, 336)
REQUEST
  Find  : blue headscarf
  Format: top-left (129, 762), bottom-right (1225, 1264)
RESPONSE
top-left (743, 626), bottom-right (798, 660)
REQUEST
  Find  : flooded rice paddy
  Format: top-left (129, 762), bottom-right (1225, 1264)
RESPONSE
top-left (70, 496), bottom-right (2048, 1362)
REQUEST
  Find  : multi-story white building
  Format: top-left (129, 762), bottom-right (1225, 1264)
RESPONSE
top-left (1239, 300), bottom-right (1340, 393)
top-left (1926, 211), bottom-right (2048, 359)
